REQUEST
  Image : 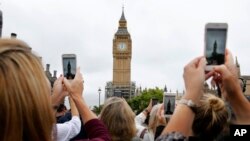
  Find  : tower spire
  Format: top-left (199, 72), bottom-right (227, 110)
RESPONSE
top-left (120, 5), bottom-right (126, 21)
top-left (235, 56), bottom-right (241, 77)
top-left (164, 85), bottom-right (167, 92)
top-left (122, 3), bottom-right (124, 12)
top-left (115, 6), bottom-right (129, 35)
top-left (235, 56), bottom-right (240, 67)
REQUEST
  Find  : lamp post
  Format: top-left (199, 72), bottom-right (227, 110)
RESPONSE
top-left (98, 87), bottom-right (101, 109)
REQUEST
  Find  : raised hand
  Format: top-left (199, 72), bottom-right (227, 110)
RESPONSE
top-left (53, 75), bottom-right (68, 97)
top-left (212, 50), bottom-right (241, 100)
top-left (63, 67), bottom-right (84, 100)
top-left (157, 104), bottom-right (167, 125)
top-left (183, 56), bottom-right (206, 103)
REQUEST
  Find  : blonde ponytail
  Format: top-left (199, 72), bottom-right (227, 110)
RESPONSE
top-left (192, 94), bottom-right (228, 141)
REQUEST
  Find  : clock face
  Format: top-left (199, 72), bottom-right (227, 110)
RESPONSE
top-left (118, 42), bottom-right (127, 51)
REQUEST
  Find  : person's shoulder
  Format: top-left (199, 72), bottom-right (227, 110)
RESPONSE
top-left (57, 112), bottom-right (72, 123)
top-left (155, 131), bottom-right (188, 141)
top-left (131, 136), bottom-right (143, 141)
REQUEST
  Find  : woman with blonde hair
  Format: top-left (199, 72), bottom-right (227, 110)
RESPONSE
top-left (157, 93), bottom-right (228, 141)
top-left (148, 104), bottom-right (162, 134)
top-left (99, 97), bottom-right (137, 141)
top-left (148, 104), bottom-right (170, 140)
top-left (0, 38), bottom-right (111, 141)
top-left (0, 39), bottom-right (55, 141)
top-left (156, 54), bottom-right (237, 141)
top-left (192, 93), bottom-right (228, 141)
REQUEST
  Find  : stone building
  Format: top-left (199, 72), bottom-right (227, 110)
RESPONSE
top-left (44, 64), bottom-right (57, 87)
top-left (105, 9), bottom-right (136, 100)
top-left (236, 57), bottom-right (250, 96)
top-left (199, 57), bottom-right (250, 96)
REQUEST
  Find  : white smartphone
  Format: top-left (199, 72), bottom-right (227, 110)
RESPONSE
top-left (204, 23), bottom-right (228, 71)
top-left (163, 93), bottom-right (176, 117)
top-left (62, 54), bottom-right (77, 79)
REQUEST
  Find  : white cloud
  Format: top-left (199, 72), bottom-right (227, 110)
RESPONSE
top-left (2, 0), bottom-right (250, 107)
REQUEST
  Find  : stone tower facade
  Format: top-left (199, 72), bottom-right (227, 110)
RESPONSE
top-left (105, 9), bottom-right (135, 100)
top-left (113, 10), bottom-right (132, 86)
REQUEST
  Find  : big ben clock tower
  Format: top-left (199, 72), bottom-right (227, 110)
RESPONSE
top-left (105, 9), bottom-right (135, 100)
top-left (113, 9), bottom-right (131, 86)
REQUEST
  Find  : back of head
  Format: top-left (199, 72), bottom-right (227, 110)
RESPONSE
top-left (192, 94), bottom-right (228, 141)
top-left (100, 97), bottom-right (136, 141)
top-left (0, 39), bottom-right (54, 141)
top-left (57, 103), bottom-right (67, 112)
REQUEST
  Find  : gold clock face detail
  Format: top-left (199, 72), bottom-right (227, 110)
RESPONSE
top-left (118, 42), bottom-right (127, 51)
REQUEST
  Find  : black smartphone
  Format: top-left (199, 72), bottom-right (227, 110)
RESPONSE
top-left (205, 23), bottom-right (228, 71)
top-left (62, 54), bottom-right (77, 79)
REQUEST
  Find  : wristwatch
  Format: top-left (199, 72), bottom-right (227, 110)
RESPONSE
top-left (178, 98), bottom-right (197, 113)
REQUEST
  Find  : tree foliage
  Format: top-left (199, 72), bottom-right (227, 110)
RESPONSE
top-left (128, 87), bottom-right (163, 114)
top-left (92, 104), bottom-right (103, 115)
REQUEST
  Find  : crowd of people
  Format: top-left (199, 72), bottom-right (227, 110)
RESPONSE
top-left (0, 38), bottom-right (250, 141)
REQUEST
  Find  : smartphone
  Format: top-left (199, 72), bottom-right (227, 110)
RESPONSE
top-left (205, 23), bottom-right (228, 71)
top-left (163, 93), bottom-right (176, 117)
top-left (62, 54), bottom-right (77, 79)
top-left (152, 98), bottom-right (158, 107)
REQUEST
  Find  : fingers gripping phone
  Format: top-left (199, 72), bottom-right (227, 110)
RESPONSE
top-left (205, 23), bottom-right (228, 71)
top-left (62, 54), bottom-right (77, 79)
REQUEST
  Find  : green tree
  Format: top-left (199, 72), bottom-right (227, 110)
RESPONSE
top-left (92, 104), bottom-right (103, 115)
top-left (128, 87), bottom-right (163, 114)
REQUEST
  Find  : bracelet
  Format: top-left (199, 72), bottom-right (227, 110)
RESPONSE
top-left (178, 99), bottom-right (197, 113)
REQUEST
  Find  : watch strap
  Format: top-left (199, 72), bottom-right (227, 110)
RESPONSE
top-left (178, 98), bottom-right (197, 113)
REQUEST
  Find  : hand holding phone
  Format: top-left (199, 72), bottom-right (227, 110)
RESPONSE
top-left (205, 23), bottom-right (228, 71)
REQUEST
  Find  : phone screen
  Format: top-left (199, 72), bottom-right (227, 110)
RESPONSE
top-left (152, 98), bottom-right (158, 107)
top-left (62, 54), bottom-right (76, 79)
top-left (164, 95), bottom-right (176, 116)
top-left (205, 28), bottom-right (227, 66)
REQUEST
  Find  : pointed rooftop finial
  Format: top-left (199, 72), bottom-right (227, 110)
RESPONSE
top-left (120, 4), bottom-right (126, 21)
top-left (235, 56), bottom-right (240, 67)
top-left (164, 85), bottom-right (167, 92)
top-left (122, 3), bottom-right (124, 12)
